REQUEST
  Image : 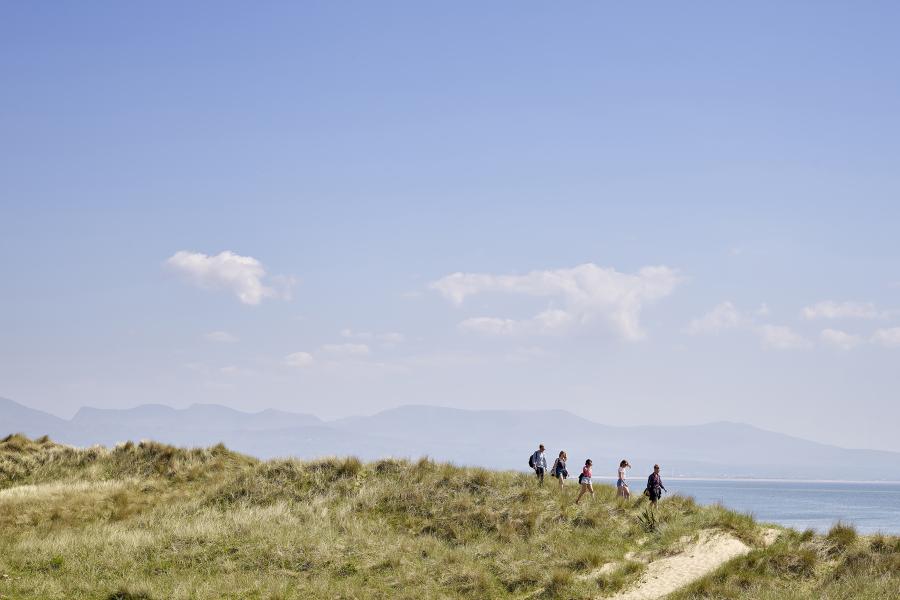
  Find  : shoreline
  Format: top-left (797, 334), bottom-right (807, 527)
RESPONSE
top-left (590, 476), bottom-right (900, 485)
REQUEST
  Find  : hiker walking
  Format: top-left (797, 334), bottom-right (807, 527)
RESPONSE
top-left (645, 464), bottom-right (667, 507)
top-left (551, 451), bottom-right (568, 489)
top-left (617, 459), bottom-right (631, 499)
top-left (575, 459), bottom-right (594, 504)
top-left (530, 444), bottom-right (548, 485)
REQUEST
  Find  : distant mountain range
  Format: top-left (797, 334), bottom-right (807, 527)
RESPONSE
top-left (3, 397), bottom-right (898, 481)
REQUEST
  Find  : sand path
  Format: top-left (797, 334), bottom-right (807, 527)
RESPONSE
top-left (603, 528), bottom-right (779, 600)
top-left (522, 527), bottom-right (780, 600)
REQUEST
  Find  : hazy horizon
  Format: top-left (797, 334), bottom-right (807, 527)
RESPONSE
top-left (3, 3), bottom-right (900, 453)
top-left (4, 396), bottom-right (897, 456)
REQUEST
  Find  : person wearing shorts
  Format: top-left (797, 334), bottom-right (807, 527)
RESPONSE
top-left (575, 459), bottom-right (594, 504)
top-left (551, 451), bottom-right (568, 489)
top-left (616, 459), bottom-right (631, 499)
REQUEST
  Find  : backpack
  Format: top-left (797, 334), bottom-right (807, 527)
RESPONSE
top-left (528, 453), bottom-right (535, 469)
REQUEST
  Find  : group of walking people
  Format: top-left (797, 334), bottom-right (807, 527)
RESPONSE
top-left (529, 444), bottom-right (667, 506)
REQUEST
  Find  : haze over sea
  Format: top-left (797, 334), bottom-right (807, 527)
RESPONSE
top-left (661, 479), bottom-right (900, 535)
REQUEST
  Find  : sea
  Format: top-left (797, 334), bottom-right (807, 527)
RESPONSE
top-left (656, 478), bottom-right (900, 535)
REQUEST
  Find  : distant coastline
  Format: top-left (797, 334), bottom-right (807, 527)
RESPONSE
top-left (592, 475), bottom-right (900, 485)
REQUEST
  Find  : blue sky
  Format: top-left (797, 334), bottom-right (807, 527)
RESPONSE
top-left (2, 3), bottom-right (900, 451)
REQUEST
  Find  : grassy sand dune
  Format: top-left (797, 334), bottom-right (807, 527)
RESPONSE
top-left (0, 434), bottom-right (897, 599)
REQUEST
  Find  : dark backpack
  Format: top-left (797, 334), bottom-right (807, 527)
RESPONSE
top-left (528, 453), bottom-right (535, 469)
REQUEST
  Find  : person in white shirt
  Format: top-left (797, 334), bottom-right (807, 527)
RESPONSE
top-left (616, 459), bottom-right (631, 499)
top-left (531, 444), bottom-right (548, 485)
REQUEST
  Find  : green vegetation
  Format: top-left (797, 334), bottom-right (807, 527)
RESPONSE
top-left (1, 434), bottom-right (897, 599)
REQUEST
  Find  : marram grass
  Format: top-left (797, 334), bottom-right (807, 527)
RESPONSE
top-left (0, 434), bottom-right (897, 599)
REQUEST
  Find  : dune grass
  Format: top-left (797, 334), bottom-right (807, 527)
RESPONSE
top-left (669, 523), bottom-right (900, 600)
top-left (1, 434), bottom-right (897, 599)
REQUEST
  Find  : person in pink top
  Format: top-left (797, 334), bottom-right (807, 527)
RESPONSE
top-left (575, 459), bottom-right (594, 504)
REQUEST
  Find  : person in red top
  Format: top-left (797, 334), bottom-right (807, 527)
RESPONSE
top-left (575, 459), bottom-right (594, 504)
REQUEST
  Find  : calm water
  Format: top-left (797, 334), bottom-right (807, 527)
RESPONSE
top-left (661, 479), bottom-right (900, 535)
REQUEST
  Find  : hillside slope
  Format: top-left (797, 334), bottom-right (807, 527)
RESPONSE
top-left (0, 435), bottom-right (897, 600)
top-left (4, 398), bottom-right (900, 480)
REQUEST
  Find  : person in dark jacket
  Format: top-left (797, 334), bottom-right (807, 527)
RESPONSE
top-left (551, 451), bottom-right (568, 489)
top-left (646, 464), bottom-right (667, 506)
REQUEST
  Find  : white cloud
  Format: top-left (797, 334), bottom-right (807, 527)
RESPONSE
top-left (820, 328), bottom-right (862, 350)
top-left (284, 352), bottom-right (315, 368)
top-left (459, 317), bottom-right (520, 335)
top-left (801, 301), bottom-right (882, 320)
top-left (431, 263), bottom-right (681, 341)
top-left (339, 329), bottom-right (405, 347)
top-left (685, 302), bottom-right (743, 335)
top-left (872, 327), bottom-right (900, 348)
top-left (459, 310), bottom-right (575, 336)
top-left (204, 331), bottom-right (238, 343)
top-left (320, 343), bottom-right (371, 356)
top-left (166, 250), bottom-right (295, 305)
top-left (758, 325), bottom-right (811, 350)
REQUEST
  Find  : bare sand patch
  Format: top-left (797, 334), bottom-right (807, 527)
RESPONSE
top-left (604, 528), bottom-right (781, 600)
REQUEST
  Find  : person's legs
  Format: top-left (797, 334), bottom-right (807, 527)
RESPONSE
top-left (588, 483), bottom-right (594, 497)
top-left (624, 485), bottom-right (630, 499)
top-left (536, 467), bottom-right (544, 485)
top-left (575, 483), bottom-right (587, 504)
top-left (557, 473), bottom-right (564, 489)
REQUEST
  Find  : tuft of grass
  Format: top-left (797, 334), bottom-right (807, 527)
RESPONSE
top-left (637, 506), bottom-right (659, 532)
top-left (544, 568), bottom-right (573, 598)
top-left (593, 560), bottom-right (646, 594)
top-left (825, 522), bottom-right (858, 555)
top-left (1, 433), bottom-right (32, 452)
top-left (107, 591), bottom-right (154, 600)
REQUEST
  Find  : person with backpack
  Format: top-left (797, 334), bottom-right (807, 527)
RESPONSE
top-left (529, 444), bottom-right (548, 485)
top-left (551, 451), bottom-right (568, 489)
top-left (644, 464), bottom-right (667, 507)
top-left (575, 459), bottom-right (594, 504)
